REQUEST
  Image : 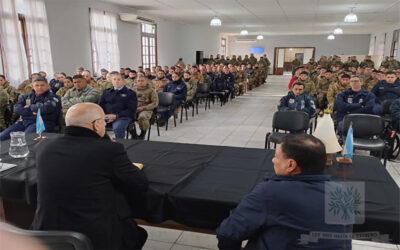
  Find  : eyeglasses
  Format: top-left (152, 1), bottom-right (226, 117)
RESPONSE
top-left (91, 117), bottom-right (110, 124)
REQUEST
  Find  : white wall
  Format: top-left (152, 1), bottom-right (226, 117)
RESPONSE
top-left (369, 23), bottom-right (400, 65)
top-left (228, 34), bottom-right (370, 63)
top-left (44, 0), bottom-right (221, 76)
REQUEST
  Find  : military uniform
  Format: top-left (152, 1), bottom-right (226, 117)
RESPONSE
top-left (388, 60), bottom-right (400, 71)
top-left (61, 85), bottom-right (100, 112)
top-left (360, 59), bottom-right (375, 69)
top-left (0, 82), bottom-right (18, 103)
top-left (363, 76), bottom-right (378, 91)
top-left (88, 80), bottom-right (100, 91)
top-left (306, 61), bottom-right (317, 72)
top-left (56, 86), bottom-right (72, 98)
top-left (183, 78), bottom-right (197, 101)
top-left (278, 91), bottom-right (316, 116)
top-left (17, 80), bottom-right (33, 96)
top-left (207, 58), bottom-right (215, 65)
top-left (99, 80), bottom-right (113, 93)
top-left (202, 73), bottom-right (212, 85)
top-left (242, 57), bottom-right (250, 65)
top-left (233, 71), bottom-right (246, 95)
top-left (326, 82), bottom-right (350, 110)
top-left (294, 79), bottom-right (316, 96)
top-left (228, 58), bottom-right (239, 66)
top-left (0, 89), bottom-right (9, 130)
top-left (317, 59), bottom-right (329, 68)
top-left (153, 78), bottom-right (169, 93)
top-left (316, 78), bottom-right (336, 108)
top-left (291, 59), bottom-right (301, 70)
top-left (191, 72), bottom-right (204, 84)
top-left (132, 83), bottom-right (158, 135)
top-left (348, 59), bottom-right (360, 68)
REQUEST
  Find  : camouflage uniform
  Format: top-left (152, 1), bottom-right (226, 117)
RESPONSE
top-left (183, 78), bottom-right (197, 101)
top-left (234, 70), bottom-right (246, 95)
top-left (388, 60), bottom-right (400, 71)
top-left (228, 58), bottom-right (239, 66)
top-left (317, 59), bottom-right (329, 68)
top-left (88, 80), bottom-right (100, 91)
top-left (153, 78), bottom-right (169, 92)
top-left (360, 59), bottom-right (375, 69)
top-left (0, 89), bottom-right (9, 130)
top-left (306, 61), bottom-right (317, 72)
top-left (363, 76), bottom-right (378, 91)
top-left (124, 78), bottom-right (135, 90)
top-left (316, 78), bottom-right (335, 108)
top-left (326, 82), bottom-right (350, 110)
top-left (294, 79), bottom-right (316, 96)
top-left (56, 86), bottom-right (72, 98)
top-left (249, 56), bottom-right (257, 66)
top-left (191, 72), bottom-right (204, 84)
top-left (61, 85), bottom-right (100, 115)
top-left (207, 58), bottom-right (215, 65)
top-left (348, 60), bottom-right (360, 68)
top-left (17, 80), bottom-right (33, 96)
top-left (1, 82), bottom-right (19, 103)
top-left (242, 57), bottom-right (250, 66)
top-left (132, 83), bottom-right (159, 132)
top-left (291, 58), bottom-right (301, 70)
top-left (99, 80), bottom-right (113, 93)
top-left (202, 73), bottom-right (212, 85)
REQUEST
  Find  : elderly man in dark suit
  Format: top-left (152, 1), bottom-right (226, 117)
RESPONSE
top-left (32, 103), bottom-right (149, 249)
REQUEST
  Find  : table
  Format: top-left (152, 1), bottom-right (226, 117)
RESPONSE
top-left (0, 133), bottom-right (399, 244)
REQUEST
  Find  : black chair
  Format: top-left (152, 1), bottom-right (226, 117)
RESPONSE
top-left (195, 83), bottom-right (211, 113)
top-left (0, 222), bottom-right (93, 250)
top-left (342, 114), bottom-right (387, 166)
top-left (157, 92), bottom-right (176, 131)
top-left (180, 97), bottom-right (196, 123)
top-left (381, 99), bottom-right (394, 123)
top-left (265, 111), bottom-right (310, 149)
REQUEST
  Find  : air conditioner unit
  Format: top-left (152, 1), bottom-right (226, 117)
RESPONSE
top-left (235, 38), bottom-right (257, 43)
top-left (119, 13), bottom-right (155, 24)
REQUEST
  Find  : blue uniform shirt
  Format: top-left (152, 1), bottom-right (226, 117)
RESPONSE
top-left (278, 91), bottom-right (316, 116)
top-left (163, 80), bottom-right (187, 103)
top-left (370, 79), bottom-right (400, 103)
top-left (335, 88), bottom-right (375, 122)
top-left (99, 86), bottom-right (137, 119)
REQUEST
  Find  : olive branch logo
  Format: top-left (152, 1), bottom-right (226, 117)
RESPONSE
top-left (328, 186), bottom-right (361, 220)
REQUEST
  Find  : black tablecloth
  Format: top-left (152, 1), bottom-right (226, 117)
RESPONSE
top-left (0, 133), bottom-right (399, 244)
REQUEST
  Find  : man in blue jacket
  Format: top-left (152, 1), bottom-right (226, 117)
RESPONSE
top-left (159, 72), bottom-right (187, 125)
top-left (371, 71), bottom-right (400, 114)
top-left (216, 134), bottom-right (354, 249)
top-left (212, 66), bottom-right (235, 102)
top-left (99, 71), bottom-right (137, 139)
top-left (278, 82), bottom-right (316, 116)
top-left (0, 77), bottom-right (61, 141)
top-left (335, 75), bottom-right (375, 134)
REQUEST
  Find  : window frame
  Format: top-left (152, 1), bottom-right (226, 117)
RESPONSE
top-left (18, 13), bottom-right (32, 76)
top-left (140, 23), bottom-right (158, 68)
top-left (221, 38), bottom-right (226, 57)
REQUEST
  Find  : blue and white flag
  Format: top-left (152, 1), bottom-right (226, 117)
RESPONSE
top-left (36, 108), bottom-right (45, 136)
top-left (343, 125), bottom-right (353, 158)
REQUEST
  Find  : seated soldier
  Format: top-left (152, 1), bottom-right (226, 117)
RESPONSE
top-left (153, 70), bottom-right (169, 92)
top-left (316, 70), bottom-right (336, 109)
top-left (200, 65), bottom-right (212, 85)
top-left (0, 75), bottom-right (19, 103)
top-left (132, 76), bottom-right (159, 139)
top-left (0, 77), bottom-right (61, 141)
top-left (100, 72), bottom-right (137, 139)
top-left (327, 73), bottom-right (351, 110)
top-left (144, 68), bottom-right (155, 80)
top-left (212, 66), bottom-right (234, 101)
top-left (190, 66), bottom-right (204, 84)
top-left (278, 82), bottom-right (316, 117)
top-left (293, 71), bottom-right (316, 96)
top-left (0, 88), bottom-right (8, 131)
top-left (56, 76), bottom-right (74, 97)
top-left (217, 134), bottom-right (353, 250)
top-left (50, 72), bottom-right (66, 93)
top-left (97, 68), bottom-right (108, 81)
top-left (159, 72), bottom-right (187, 125)
top-left (18, 73), bottom-right (40, 96)
top-left (335, 75), bottom-right (375, 134)
top-left (61, 75), bottom-right (100, 114)
top-left (82, 70), bottom-right (100, 91)
top-left (183, 71), bottom-right (197, 102)
top-left (75, 67), bottom-right (84, 75)
top-left (98, 72), bottom-right (113, 93)
top-left (371, 71), bottom-right (400, 114)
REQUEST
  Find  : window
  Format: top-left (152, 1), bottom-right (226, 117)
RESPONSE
top-left (90, 9), bottom-right (120, 75)
top-left (391, 29), bottom-right (399, 57)
top-left (141, 23), bottom-right (157, 68)
top-left (221, 38), bottom-right (226, 57)
top-left (18, 13), bottom-right (32, 75)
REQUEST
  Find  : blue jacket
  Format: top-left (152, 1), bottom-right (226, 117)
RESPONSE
top-left (212, 72), bottom-right (234, 92)
top-left (335, 88), bottom-right (375, 122)
top-left (216, 173), bottom-right (353, 250)
top-left (49, 80), bottom-right (64, 93)
top-left (370, 79), bottom-right (400, 103)
top-left (207, 72), bottom-right (215, 82)
top-left (163, 80), bottom-right (187, 102)
top-left (15, 90), bottom-right (61, 126)
top-left (99, 86), bottom-right (137, 118)
top-left (278, 91), bottom-right (316, 116)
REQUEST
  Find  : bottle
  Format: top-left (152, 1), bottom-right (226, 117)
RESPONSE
top-left (9, 131), bottom-right (29, 158)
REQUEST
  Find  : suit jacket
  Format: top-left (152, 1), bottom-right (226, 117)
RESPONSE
top-left (32, 126), bottom-right (149, 249)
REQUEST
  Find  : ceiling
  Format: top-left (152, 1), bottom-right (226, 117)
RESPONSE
top-left (101, 0), bottom-right (400, 35)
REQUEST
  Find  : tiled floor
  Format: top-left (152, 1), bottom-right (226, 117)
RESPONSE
top-left (142, 75), bottom-right (400, 250)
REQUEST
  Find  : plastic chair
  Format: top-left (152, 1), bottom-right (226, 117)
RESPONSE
top-left (265, 111), bottom-right (310, 149)
top-left (195, 83), bottom-right (211, 113)
top-left (157, 92), bottom-right (176, 131)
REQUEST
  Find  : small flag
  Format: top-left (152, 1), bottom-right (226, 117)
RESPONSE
top-left (36, 108), bottom-right (46, 136)
top-left (343, 124), bottom-right (353, 158)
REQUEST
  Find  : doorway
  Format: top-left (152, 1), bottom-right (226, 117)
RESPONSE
top-left (273, 47), bottom-right (315, 75)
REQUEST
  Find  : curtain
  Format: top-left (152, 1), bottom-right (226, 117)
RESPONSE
top-left (23, 0), bottom-right (53, 77)
top-left (90, 9), bottom-right (120, 75)
top-left (0, 0), bottom-right (28, 87)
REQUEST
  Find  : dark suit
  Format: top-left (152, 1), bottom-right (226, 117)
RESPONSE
top-left (32, 126), bottom-right (149, 249)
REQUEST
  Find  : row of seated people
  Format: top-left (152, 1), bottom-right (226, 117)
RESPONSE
top-left (0, 60), bottom-right (268, 141)
top-left (278, 71), bottom-right (400, 135)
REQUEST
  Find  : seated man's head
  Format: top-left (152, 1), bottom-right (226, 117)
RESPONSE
top-left (109, 71), bottom-right (125, 88)
top-left (339, 74), bottom-right (350, 87)
top-left (31, 73), bottom-right (41, 81)
top-left (190, 66), bottom-right (198, 74)
top-left (364, 67), bottom-right (372, 76)
top-left (0, 75), bottom-right (7, 86)
top-left (65, 103), bottom-right (106, 137)
top-left (129, 70), bottom-right (137, 79)
top-left (58, 74), bottom-right (66, 83)
top-left (100, 69), bottom-right (109, 78)
top-left (299, 71), bottom-right (309, 81)
top-left (124, 68), bottom-right (131, 76)
top-left (172, 72), bottom-right (180, 82)
top-left (350, 75), bottom-right (363, 91)
top-left (64, 77), bottom-right (73, 88)
top-left (223, 66), bottom-right (229, 74)
top-left (183, 71), bottom-right (191, 81)
top-left (75, 67), bottom-right (84, 75)
top-left (385, 71), bottom-right (397, 84)
top-left (377, 71), bottom-right (385, 81)
top-left (72, 75), bottom-right (88, 91)
top-left (32, 77), bottom-right (50, 95)
top-left (82, 70), bottom-right (92, 82)
top-left (273, 134), bottom-right (326, 175)
top-left (38, 71), bottom-right (47, 78)
top-left (324, 70), bottom-right (333, 79)
top-left (291, 82), bottom-right (305, 96)
top-left (136, 75), bottom-right (148, 88)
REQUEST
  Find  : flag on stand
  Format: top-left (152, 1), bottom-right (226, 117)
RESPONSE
top-left (36, 108), bottom-right (46, 136)
top-left (343, 124), bottom-right (353, 158)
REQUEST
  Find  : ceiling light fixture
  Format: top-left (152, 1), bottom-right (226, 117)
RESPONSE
top-left (344, 8), bottom-right (357, 23)
top-left (210, 17), bottom-right (221, 26)
top-left (240, 29), bottom-right (248, 36)
top-left (327, 34), bottom-right (335, 40)
top-left (257, 35), bottom-right (263, 40)
top-left (333, 27), bottom-right (343, 35)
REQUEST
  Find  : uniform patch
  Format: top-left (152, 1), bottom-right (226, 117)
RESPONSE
top-left (359, 98), bottom-right (363, 103)
top-left (53, 97), bottom-right (59, 102)
top-left (120, 93), bottom-right (127, 97)
top-left (289, 99), bottom-right (295, 104)
top-left (347, 98), bottom-right (353, 103)
top-left (51, 101), bottom-right (57, 107)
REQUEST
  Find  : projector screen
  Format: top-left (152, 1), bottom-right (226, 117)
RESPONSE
top-left (250, 47), bottom-right (264, 54)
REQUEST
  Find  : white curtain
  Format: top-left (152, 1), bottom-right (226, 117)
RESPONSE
top-left (0, 0), bottom-right (28, 87)
top-left (90, 9), bottom-right (120, 75)
top-left (23, 0), bottom-right (54, 77)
